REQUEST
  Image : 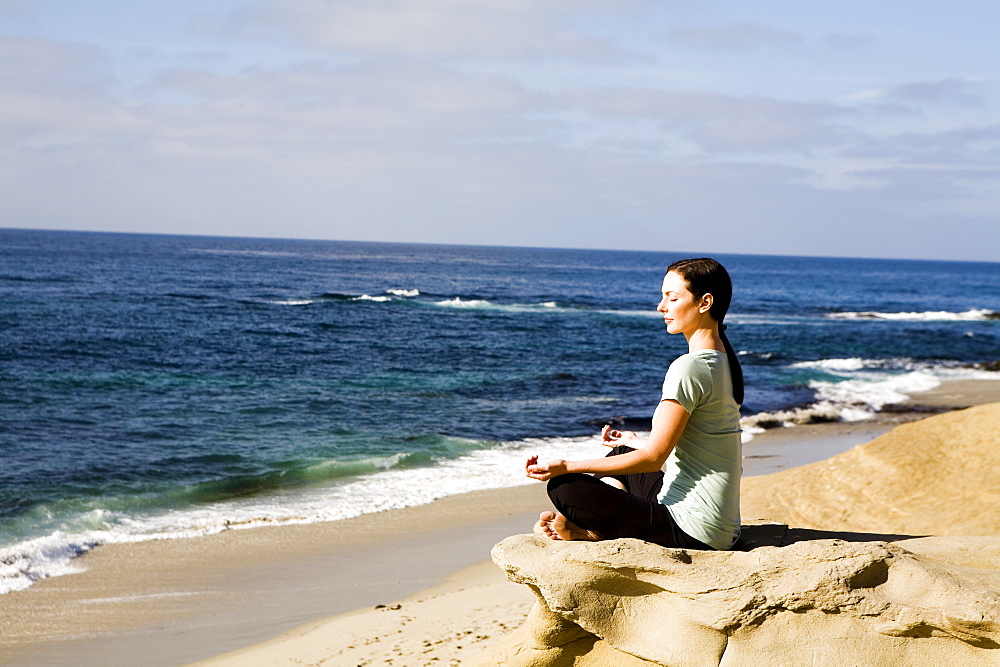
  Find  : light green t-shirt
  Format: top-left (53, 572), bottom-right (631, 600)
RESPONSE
top-left (656, 350), bottom-right (742, 550)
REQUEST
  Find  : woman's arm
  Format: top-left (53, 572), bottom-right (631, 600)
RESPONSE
top-left (525, 400), bottom-right (689, 481)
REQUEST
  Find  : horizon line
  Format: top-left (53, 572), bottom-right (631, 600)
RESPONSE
top-left (2, 226), bottom-right (996, 266)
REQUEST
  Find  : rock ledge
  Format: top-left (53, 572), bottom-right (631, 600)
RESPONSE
top-left (473, 529), bottom-right (1000, 666)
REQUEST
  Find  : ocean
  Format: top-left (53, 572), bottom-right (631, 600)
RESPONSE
top-left (2, 229), bottom-right (998, 593)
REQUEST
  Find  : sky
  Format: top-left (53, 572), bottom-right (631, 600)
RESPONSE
top-left (1, 1), bottom-right (998, 261)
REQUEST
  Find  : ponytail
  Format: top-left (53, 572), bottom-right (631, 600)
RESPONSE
top-left (719, 324), bottom-right (744, 405)
top-left (667, 258), bottom-right (744, 406)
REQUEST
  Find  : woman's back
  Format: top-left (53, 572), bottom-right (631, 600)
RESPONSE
top-left (657, 350), bottom-right (742, 550)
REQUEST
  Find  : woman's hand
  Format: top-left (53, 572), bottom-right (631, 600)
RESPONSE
top-left (525, 455), bottom-right (569, 481)
top-left (600, 424), bottom-right (638, 448)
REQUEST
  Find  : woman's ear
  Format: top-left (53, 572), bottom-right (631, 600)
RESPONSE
top-left (699, 293), bottom-right (713, 313)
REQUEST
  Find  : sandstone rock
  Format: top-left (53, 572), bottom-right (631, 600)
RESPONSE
top-left (474, 532), bottom-right (1000, 666)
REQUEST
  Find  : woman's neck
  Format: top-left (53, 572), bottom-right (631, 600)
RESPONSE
top-left (685, 327), bottom-right (725, 354)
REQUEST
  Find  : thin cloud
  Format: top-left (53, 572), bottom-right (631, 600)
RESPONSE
top-left (222, 0), bottom-right (649, 62)
top-left (559, 87), bottom-right (847, 123)
top-left (841, 77), bottom-right (982, 106)
top-left (0, 35), bottom-right (110, 97)
top-left (557, 86), bottom-right (853, 153)
top-left (823, 32), bottom-right (875, 52)
top-left (666, 22), bottom-right (802, 50)
top-left (149, 57), bottom-right (550, 147)
top-left (845, 124), bottom-right (1000, 165)
top-left (891, 77), bottom-right (980, 104)
top-left (0, 1), bottom-right (27, 17)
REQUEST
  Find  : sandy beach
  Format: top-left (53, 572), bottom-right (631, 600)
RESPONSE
top-left (2, 378), bottom-right (999, 666)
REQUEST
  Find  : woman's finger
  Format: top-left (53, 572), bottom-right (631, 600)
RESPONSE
top-left (600, 427), bottom-right (623, 446)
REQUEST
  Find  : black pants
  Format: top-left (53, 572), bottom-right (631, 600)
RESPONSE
top-left (546, 446), bottom-right (711, 549)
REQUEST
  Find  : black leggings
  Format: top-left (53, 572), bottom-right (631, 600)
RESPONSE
top-left (546, 446), bottom-right (711, 550)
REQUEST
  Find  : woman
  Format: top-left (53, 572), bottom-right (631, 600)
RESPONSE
top-left (525, 258), bottom-right (744, 551)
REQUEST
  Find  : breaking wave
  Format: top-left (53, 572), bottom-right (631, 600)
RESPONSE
top-left (0, 435), bottom-right (602, 595)
top-left (741, 359), bottom-right (1000, 432)
top-left (827, 308), bottom-right (999, 322)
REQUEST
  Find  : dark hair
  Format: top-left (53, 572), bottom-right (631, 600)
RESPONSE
top-left (666, 258), bottom-right (744, 404)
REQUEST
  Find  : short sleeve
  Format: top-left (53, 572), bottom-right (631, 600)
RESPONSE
top-left (661, 354), bottom-right (710, 414)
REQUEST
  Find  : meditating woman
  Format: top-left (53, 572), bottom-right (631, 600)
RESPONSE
top-left (525, 257), bottom-right (744, 551)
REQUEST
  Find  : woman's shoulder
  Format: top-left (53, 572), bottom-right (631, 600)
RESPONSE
top-left (669, 349), bottom-right (723, 371)
top-left (666, 351), bottom-right (715, 382)
top-left (666, 351), bottom-right (729, 390)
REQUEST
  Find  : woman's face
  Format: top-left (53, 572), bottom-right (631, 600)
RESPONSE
top-left (658, 271), bottom-right (708, 335)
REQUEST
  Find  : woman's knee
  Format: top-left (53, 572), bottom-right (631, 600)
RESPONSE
top-left (546, 473), bottom-right (590, 507)
top-left (547, 473), bottom-right (584, 494)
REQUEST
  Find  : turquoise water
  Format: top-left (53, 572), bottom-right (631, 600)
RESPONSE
top-left (1, 229), bottom-right (998, 592)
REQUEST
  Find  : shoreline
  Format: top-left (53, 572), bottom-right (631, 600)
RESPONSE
top-left (2, 378), bottom-right (999, 665)
top-left (0, 484), bottom-right (550, 666)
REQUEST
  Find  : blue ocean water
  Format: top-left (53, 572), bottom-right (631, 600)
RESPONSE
top-left (2, 229), bottom-right (999, 592)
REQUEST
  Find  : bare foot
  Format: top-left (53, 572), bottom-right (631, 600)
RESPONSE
top-left (534, 511), bottom-right (561, 539)
top-left (550, 513), bottom-right (601, 541)
top-left (535, 511), bottom-right (600, 541)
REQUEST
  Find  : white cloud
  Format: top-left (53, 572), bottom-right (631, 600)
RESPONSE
top-left (838, 88), bottom-right (887, 103)
top-left (224, 0), bottom-right (648, 62)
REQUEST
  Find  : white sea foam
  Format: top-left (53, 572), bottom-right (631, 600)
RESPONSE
top-left (188, 248), bottom-right (299, 258)
top-left (0, 435), bottom-right (607, 594)
top-left (352, 294), bottom-right (393, 302)
top-left (731, 314), bottom-right (813, 325)
top-left (425, 301), bottom-right (660, 317)
top-left (386, 289), bottom-right (420, 297)
top-left (597, 309), bottom-right (661, 318)
top-left (132, 436), bottom-right (606, 537)
top-left (789, 357), bottom-right (922, 373)
top-left (741, 364), bottom-right (990, 431)
top-left (827, 308), bottom-right (996, 321)
top-left (269, 299), bottom-right (314, 306)
top-left (790, 357), bottom-right (869, 372)
top-left (0, 532), bottom-right (97, 594)
top-left (433, 298), bottom-right (570, 312)
top-left (790, 357), bottom-right (1000, 378)
top-left (811, 370), bottom-right (941, 412)
top-left (435, 297), bottom-right (493, 308)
